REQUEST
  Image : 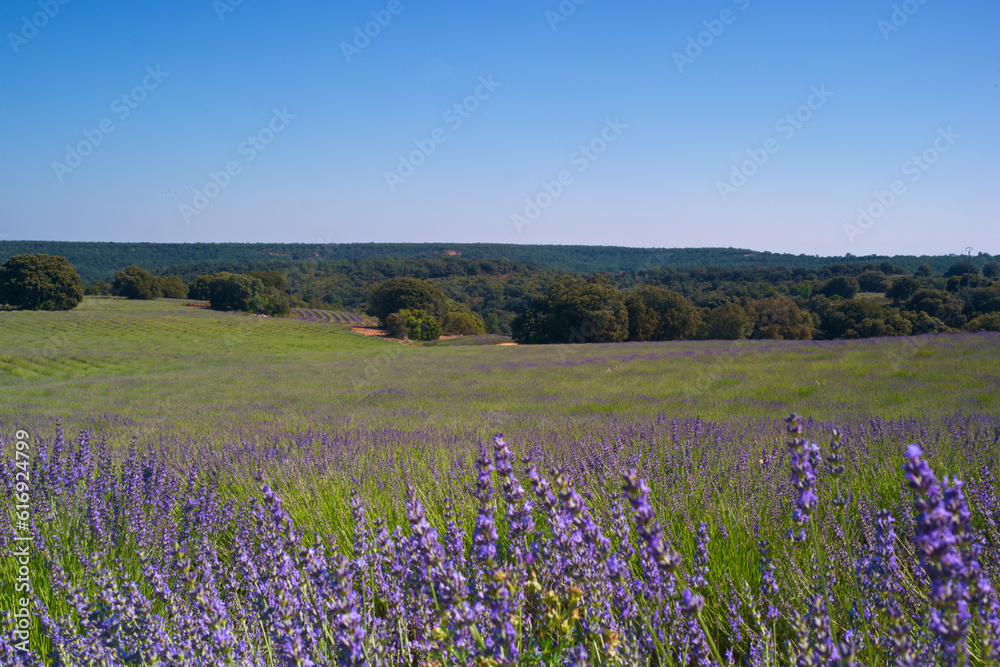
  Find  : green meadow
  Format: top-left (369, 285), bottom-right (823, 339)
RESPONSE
top-left (1, 297), bottom-right (996, 439)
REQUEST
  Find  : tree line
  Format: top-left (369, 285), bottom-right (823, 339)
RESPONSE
top-left (4, 253), bottom-right (999, 344)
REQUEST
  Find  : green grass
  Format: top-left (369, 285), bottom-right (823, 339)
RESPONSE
top-left (1, 297), bottom-right (997, 441)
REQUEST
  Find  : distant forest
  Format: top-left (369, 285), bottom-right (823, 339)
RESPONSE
top-left (1, 241), bottom-right (996, 283)
top-left (4, 241), bottom-right (999, 340)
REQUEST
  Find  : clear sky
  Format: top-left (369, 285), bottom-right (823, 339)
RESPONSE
top-left (1, 0), bottom-right (997, 255)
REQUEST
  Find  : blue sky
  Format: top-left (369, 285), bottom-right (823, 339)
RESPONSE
top-left (0, 0), bottom-right (997, 255)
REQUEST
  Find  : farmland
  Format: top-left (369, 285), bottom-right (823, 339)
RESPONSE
top-left (1, 298), bottom-right (999, 664)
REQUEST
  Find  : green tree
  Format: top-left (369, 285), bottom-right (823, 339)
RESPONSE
top-left (157, 275), bottom-right (188, 299)
top-left (982, 261), bottom-right (1000, 279)
top-left (366, 277), bottom-right (446, 323)
top-left (856, 270), bottom-right (889, 293)
top-left (483, 312), bottom-right (501, 334)
top-left (85, 280), bottom-right (112, 296)
top-left (820, 301), bottom-right (912, 339)
top-left (388, 308), bottom-right (440, 340)
top-left (820, 276), bottom-right (859, 299)
top-left (944, 260), bottom-right (978, 277)
top-left (914, 264), bottom-right (933, 277)
top-left (0, 254), bottom-right (84, 310)
top-left (209, 272), bottom-right (264, 312)
top-left (748, 297), bottom-right (814, 340)
top-left (246, 270), bottom-right (289, 292)
top-left (442, 311), bottom-right (486, 335)
top-left (886, 276), bottom-right (920, 303)
top-left (965, 312), bottom-right (1000, 332)
top-left (702, 302), bottom-right (751, 340)
top-left (187, 275), bottom-right (214, 300)
top-left (624, 285), bottom-right (701, 341)
top-left (113, 265), bottom-right (161, 300)
top-left (907, 289), bottom-right (966, 328)
top-left (512, 276), bottom-right (628, 344)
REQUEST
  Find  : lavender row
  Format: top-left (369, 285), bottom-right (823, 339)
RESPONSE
top-left (0, 414), bottom-right (998, 665)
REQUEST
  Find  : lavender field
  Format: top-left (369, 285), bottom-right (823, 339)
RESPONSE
top-left (2, 300), bottom-right (1000, 665)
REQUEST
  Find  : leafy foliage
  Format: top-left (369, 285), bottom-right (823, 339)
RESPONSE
top-left (0, 253), bottom-right (83, 310)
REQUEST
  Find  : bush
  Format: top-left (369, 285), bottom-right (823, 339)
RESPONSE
top-left (442, 311), bottom-right (486, 335)
top-left (624, 285), bottom-right (701, 341)
top-left (367, 278), bottom-right (446, 323)
top-left (85, 280), bottom-right (112, 296)
top-left (748, 297), bottom-right (813, 340)
top-left (886, 276), bottom-right (920, 303)
top-left (113, 265), bottom-right (161, 300)
top-left (907, 289), bottom-right (966, 328)
top-left (187, 275), bottom-right (214, 300)
top-left (388, 309), bottom-right (440, 341)
top-left (820, 300), bottom-right (912, 339)
top-left (856, 270), bottom-right (889, 293)
top-left (260, 287), bottom-right (291, 316)
top-left (158, 276), bottom-right (188, 299)
top-left (209, 273), bottom-right (264, 312)
top-left (965, 312), bottom-right (1000, 332)
top-left (513, 277), bottom-right (628, 344)
top-left (820, 276), bottom-right (859, 299)
top-left (0, 254), bottom-right (84, 310)
top-left (701, 302), bottom-right (751, 340)
top-left (944, 260), bottom-right (978, 277)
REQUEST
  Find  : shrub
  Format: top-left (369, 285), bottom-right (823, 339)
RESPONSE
top-left (624, 285), bottom-right (701, 341)
top-left (187, 275), bottom-right (214, 300)
top-left (856, 270), bottom-right (889, 293)
top-left (113, 265), bottom-right (161, 300)
top-left (367, 278), bottom-right (446, 323)
top-left (513, 276), bottom-right (628, 344)
top-left (701, 302), bottom-right (751, 340)
top-left (820, 300), bottom-right (912, 339)
top-left (442, 311), bottom-right (486, 336)
top-left (391, 309), bottom-right (440, 341)
top-left (158, 276), bottom-right (188, 299)
top-left (886, 276), bottom-right (920, 303)
top-left (965, 312), bottom-right (1000, 332)
top-left (209, 273), bottom-right (264, 312)
top-left (0, 253), bottom-right (84, 310)
top-left (820, 276), bottom-right (859, 299)
top-left (748, 297), bottom-right (813, 340)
